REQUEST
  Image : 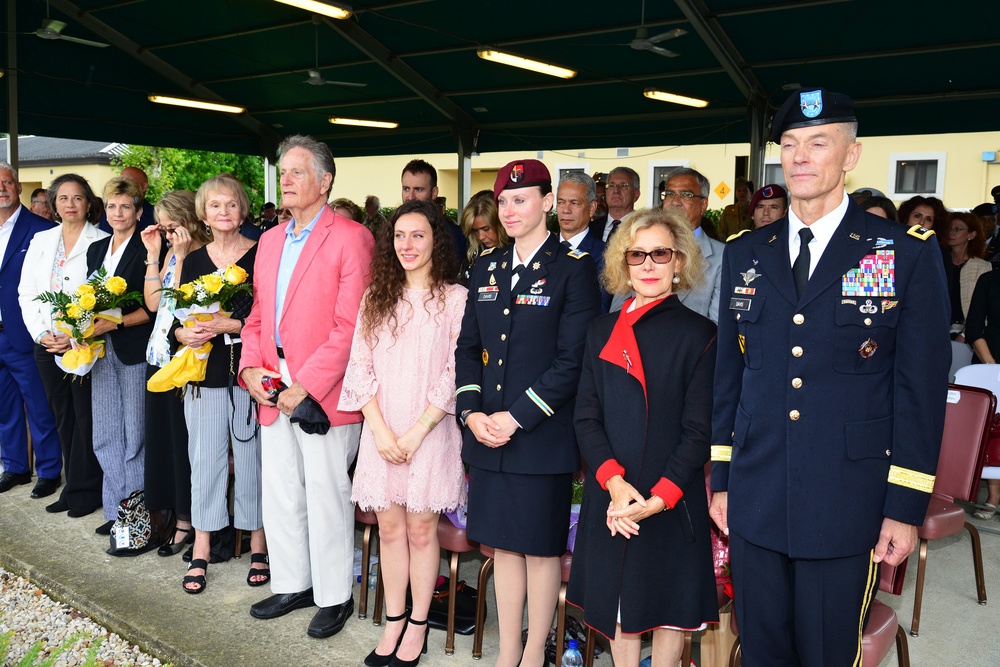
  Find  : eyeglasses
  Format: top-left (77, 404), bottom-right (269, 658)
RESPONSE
top-left (661, 190), bottom-right (705, 201)
top-left (949, 226), bottom-right (969, 234)
top-left (606, 182), bottom-right (633, 191)
top-left (624, 248), bottom-right (676, 265)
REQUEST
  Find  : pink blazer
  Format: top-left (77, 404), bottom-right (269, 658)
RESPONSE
top-left (239, 206), bottom-right (374, 427)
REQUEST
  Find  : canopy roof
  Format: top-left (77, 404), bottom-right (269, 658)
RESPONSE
top-left (5, 0), bottom-right (1000, 158)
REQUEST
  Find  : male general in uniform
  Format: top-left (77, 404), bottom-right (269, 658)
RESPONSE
top-left (709, 89), bottom-right (950, 665)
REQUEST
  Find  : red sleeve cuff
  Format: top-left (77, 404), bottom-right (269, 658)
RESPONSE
top-left (595, 459), bottom-right (625, 490)
top-left (651, 477), bottom-right (683, 509)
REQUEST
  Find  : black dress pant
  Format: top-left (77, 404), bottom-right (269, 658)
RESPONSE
top-left (34, 345), bottom-right (103, 513)
top-left (143, 364), bottom-right (192, 515)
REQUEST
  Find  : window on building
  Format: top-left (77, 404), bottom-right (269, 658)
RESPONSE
top-left (764, 163), bottom-right (786, 188)
top-left (894, 160), bottom-right (938, 194)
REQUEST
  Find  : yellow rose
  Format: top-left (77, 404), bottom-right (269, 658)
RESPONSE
top-left (77, 283), bottom-right (95, 296)
top-left (78, 293), bottom-right (97, 311)
top-left (201, 274), bottom-right (224, 295)
top-left (106, 276), bottom-right (128, 296)
top-left (66, 304), bottom-right (83, 319)
top-left (224, 264), bottom-right (248, 285)
top-left (179, 283), bottom-right (196, 301)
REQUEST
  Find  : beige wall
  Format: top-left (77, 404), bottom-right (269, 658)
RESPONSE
top-left (330, 131), bottom-right (1000, 213)
top-left (17, 163), bottom-right (117, 208)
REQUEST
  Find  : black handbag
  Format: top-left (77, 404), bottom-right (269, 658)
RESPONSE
top-left (107, 490), bottom-right (157, 557)
top-left (407, 577), bottom-right (480, 635)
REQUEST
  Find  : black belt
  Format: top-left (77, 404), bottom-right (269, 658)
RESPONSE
top-left (276, 346), bottom-right (285, 359)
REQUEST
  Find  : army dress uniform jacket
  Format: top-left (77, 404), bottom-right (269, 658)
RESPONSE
top-left (710, 200), bottom-right (951, 559)
top-left (456, 233), bottom-right (602, 474)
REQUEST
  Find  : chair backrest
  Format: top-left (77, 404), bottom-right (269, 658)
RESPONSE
top-left (935, 383), bottom-right (995, 502)
top-left (878, 561), bottom-right (907, 595)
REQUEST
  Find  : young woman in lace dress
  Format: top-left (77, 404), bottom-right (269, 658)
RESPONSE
top-left (340, 200), bottom-right (467, 667)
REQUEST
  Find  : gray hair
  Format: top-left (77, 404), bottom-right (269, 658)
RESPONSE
top-left (609, 166), bottom-right (639, 190)
top-left (277, 135), bottom-right (336, 185)
top-left (0, 161), bottom-right (18, 181)
top-left (557, 171), bottom-right (597, 204)
top-left (665, 167), bottom-right (710, 198)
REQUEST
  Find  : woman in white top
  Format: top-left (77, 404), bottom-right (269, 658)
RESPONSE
top-left (18, 174), bottom-right (108, 518)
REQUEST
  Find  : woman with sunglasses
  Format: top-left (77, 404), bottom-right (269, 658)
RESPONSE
top-left (568, 208), bottom-right (719, 667)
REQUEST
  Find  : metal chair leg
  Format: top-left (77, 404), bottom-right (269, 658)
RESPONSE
top-left (584, 627), bottom-right (595, 667)
top-left (729, 636), bottom-right (742, 667)
top-left (446, 549), bottom-right (460, 655)
top-left (909, 539), bottom-right (928, 636)
top-left (373, 560), bottom-right (384, 625)
top-left (473, 557), bottom-right (494, 659)
top-left (963, 522), bottom-right (988, 604)
top-left (359, 523), bottom-right (373, 619)
top-left (895, 624), bottom-right (911, 667)
top-left (555, 582), bottom-right (568, 661)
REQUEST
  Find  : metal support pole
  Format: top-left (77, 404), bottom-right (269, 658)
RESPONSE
top-left (748, 99), bottom-right (768, 189)
top-left (453, 126), bottom-right (475, 208)
top-left (5, 0), bottom-right (19, 166)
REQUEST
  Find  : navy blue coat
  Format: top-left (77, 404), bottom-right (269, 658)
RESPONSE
top-left (0, 207), bottom-right (56, 352)
top-left (710, 200), bottom-right (951, 559)
top-left (456, 233), bottom-right (602, 474)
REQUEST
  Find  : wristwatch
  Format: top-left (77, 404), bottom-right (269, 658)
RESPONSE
top-left (458, 409), bottom-right (474, 428)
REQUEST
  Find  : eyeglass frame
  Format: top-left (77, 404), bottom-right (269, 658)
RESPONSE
top-left (660, 189), bottom-right (706, 201)
top-left (624, 247), bottom-right (678, 265)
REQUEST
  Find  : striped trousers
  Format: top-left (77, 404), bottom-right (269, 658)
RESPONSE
top-left (185, 385), bottom-right (262, 532)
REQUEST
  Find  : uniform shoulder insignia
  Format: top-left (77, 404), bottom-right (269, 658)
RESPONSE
top-left (480, 247), bottom-right (496, 256)
top-left (567, 249), bottom-right (588, 259)
top-left (726, 229), bottom-right (752, 243)
top-left (906, 224), bottom-right (935, 241)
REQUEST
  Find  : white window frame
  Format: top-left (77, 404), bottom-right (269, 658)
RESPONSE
top-left (554, 162), bottom-right (590, 185)
top-left (763, 158), bottom-right (785, 188)
top-left (647, 160), bottom-right (691, 209)
top-left (886, 152), bottom-right (946, 200)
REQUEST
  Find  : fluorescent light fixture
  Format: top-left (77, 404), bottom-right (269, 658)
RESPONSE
top-left (477, 49), bottom-right (576, 79)
top-left (329, 117), bottom-right (399, 129)
top-left (148, 95), bottom-right (245, 114)
top-left (273, 0), bottom-right (351, 19)
top-left (642, 88), bottom-right (708, 108)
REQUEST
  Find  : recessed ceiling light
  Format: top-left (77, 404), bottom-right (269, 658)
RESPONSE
top-left (148, 95), bottom-right (245, 114)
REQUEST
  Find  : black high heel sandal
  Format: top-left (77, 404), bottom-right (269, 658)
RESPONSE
top-left (364, 613), bottom-right (408, 666)
top-left (389, 617), bottom-right (428, 667)
top-left (182, 559), bottom-right (208, 595)
top-left (246, 553), bottom-right (271, 587)
top-left (158, 526), bottom-right (194, 557)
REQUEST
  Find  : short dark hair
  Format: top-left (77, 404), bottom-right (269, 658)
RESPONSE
top-left (31, 188), bottom-right (47, 201)
top-left (402, 159), bottom-right (437, 188)
top-left (860, 196), bottom-right (898, 222)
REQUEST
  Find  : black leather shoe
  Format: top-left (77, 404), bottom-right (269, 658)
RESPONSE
top-left (67, 505), bottom-right (99, 518)
top-left (307, 596), bottom-right (354, 638)
top-left (45, 498), bottom-right (70, 513)
top-left (0, 471), bottom-right (31, 493)
top-left (95, 520), bottom-right (114, 535)
top-left (250, 589), bottom-right (315, 620)
top-left (31, 477), bottom-right (60, 499)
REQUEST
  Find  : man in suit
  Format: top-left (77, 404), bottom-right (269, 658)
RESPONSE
top-left (0, 162), bottom-right (63, 498)
top-left (609, 167), bottom-right (723, 323)
top-left (556, 171), bottom-right (611, 313)
top-left (240, 135), bottom-right (374, 639)
top-left (591, 167), bottom-right (640, 242)
top-left (709, 89), bottom-right (950, 665)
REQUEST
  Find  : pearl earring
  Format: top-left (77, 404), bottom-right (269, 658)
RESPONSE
top-left (627, 279), bottom-right (632, 286)
top-left (672, 276), bottom-right (680, 284)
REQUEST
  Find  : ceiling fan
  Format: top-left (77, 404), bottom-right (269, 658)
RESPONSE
top-left (33, 1), bottom-right (108, 48)
top-left (301, 17), bottom-right (366, 88)
top-left (629, 0), bottom-right (685, 58)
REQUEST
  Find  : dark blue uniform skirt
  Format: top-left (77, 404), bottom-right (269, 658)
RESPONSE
top-left (467, 467), bottom-right (572, 557)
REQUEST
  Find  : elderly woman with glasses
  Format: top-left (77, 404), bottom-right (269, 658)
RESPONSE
top-left (568, 208), bottom-right (719, 667)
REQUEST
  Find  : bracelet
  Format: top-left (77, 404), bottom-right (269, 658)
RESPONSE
top-left (144, 260), bottom-right (160, 266)
top-left (144, 276), bottom-right (161, 281)
top-left (418, 415), bottom-right (439, 431)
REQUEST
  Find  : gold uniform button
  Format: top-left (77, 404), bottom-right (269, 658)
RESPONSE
top-left (501, 334), bottom-right (507, 341)
top-left (791, 377), bottom-right (803, 389)
top-left (496, 384), bottom-right (501, 391)
top-left (791, 346), bottom-right (803, 357)
top-left (503, 308), bottom-right (510, 316)
top-left (793, 314), bottom-right (805, 325)
top-left (789, 410), bottom-right (800, 420)
top-left (864, 317), bottom-right (872, 326)
top-left (498, 359), bottom-right (503, 366)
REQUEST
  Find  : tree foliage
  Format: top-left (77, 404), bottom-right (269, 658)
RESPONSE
top-left (112, 146), bottom-right (266, 214)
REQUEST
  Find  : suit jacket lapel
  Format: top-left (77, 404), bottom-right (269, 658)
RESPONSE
top-left (0, 210), bottom-right (31, 274)
top-left (283, 208), bottom-right (331, 309)
top-left (752, 219), bottom-right (798, 305)
top-left (498, 247), bottom-right (513, 307)
top-left (799, 204), bottom-right (871, 307)
top-left (114, 231), bottom-right (143, 277)
top-left (517, 234), bottom-right (557, 293)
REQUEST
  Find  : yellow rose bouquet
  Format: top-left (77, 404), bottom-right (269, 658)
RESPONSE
top-left (147, 264), bottom-right (253, 392)
top-left (34, 267), bottom-right (142, 376)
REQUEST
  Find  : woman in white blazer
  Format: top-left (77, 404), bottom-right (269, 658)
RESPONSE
top-left (18, 173), bottom-right (109, 518)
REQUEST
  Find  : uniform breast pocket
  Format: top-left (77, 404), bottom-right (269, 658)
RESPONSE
top-left (832, 299), bottom-right (900, 374)
top-left (733, 295), bottom-right (765, 370)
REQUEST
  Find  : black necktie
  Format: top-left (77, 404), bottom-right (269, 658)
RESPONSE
top-left (793, 228), bottom-right (814, 298)
top-left (561, 240), bottom-right (572, 248)
top-left (608, 219), bottom-right (621, 240)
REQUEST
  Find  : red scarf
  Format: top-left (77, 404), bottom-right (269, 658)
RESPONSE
top-left (599, 296), bottom-right (669, 400)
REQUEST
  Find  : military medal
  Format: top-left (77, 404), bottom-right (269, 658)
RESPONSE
top-left (859, 338), bottom-right (877, 359)
top-left (501, 261), bottom-right (508, 269)
top-left (530, 278), bottom-right (546, 295)
top-left (489, 273), bottom-right (496, 286)
top-left (532, 261), bottom-right (541, 271)
top-left (740, 268), bottom-right (762, 286)
top-left (482, 349), bottom-right (489, 366)
top-left (734, 286), bottom-right (755, 295)
top-left (737, 334), bottom-right (746, 354)
top-left (881, 300), bottom-right (898, 313)
top-left (488, 262), bottom-right (497, 271)
top-left (859, 299), bottom-right (877, 314)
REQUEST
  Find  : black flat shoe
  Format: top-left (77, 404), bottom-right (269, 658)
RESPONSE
top-left (182, 545), bottom-right (194, 562)
top-left (158, 526), bottom-right (194, 557)
top-left (30, 477), bottom-right (60, 499)
top-left (389, 617), bottom-right (428, 667)
top-left (182, 559), bottom-right (208, 595)
top-left (67, 505), bottom-right (99, 518)
top-left (307, 596), bottom-right (354, 638)
top-left (250, 589), bottom-right (315, 620)
top-left (246, 553), bottom-right (271, 587)
top-left (364, 613), bottom-right (407, 666)
top-left (95, 520), bottom-right (114, 535)
top-left (0, 471), bottom-right (31, 493)
top-left (45, 498), bottom-right (70, 514)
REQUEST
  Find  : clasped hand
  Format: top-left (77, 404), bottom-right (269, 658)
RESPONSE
top-left (606, 476), bottom-right (665, 539)
top-left (175, 313), bottom-right (238, 348)
top-left (467, 411), bottom-right (518, 447)
top-left (373, 423), bottom-right (426, 465)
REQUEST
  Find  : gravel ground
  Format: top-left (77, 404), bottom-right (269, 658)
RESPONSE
top-left (0, 568), bottom-right (164, 667)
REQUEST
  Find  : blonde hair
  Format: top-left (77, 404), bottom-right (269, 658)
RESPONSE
top-left (103, 176), bottom-right (142, 208)
top-left (195, 173), bottom-right (250, 222)
top-left (602, 208), bottom-right (705, 295)
top-left (154, 190), bottom-right (212, 245)
top-left (460, 191), bottom-right (508, 263)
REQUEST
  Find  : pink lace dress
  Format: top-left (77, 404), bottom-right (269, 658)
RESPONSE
top-left (340, 284), bottom-right (468, 513)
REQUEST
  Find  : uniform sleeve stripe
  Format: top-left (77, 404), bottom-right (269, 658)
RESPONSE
top-left (526, 388), bottom-right (554, 416)
top-left (711, 445), bottom-right (733, 462)
top-left (456, 384), bottom-right (481, 395)
top-left (887, 465), bottom-right (935, 494)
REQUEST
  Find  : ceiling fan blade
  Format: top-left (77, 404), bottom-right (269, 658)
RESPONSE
top-left (323, 80), bottom-right (367, 88)
top-left (57, 34), bottom-right (109, 48)
top-left (646, 28), bottom-right (686, 45)
top-left (649, 45), bottom-right (679, 58)
top-left (41, 19), bottom-right (68, 34)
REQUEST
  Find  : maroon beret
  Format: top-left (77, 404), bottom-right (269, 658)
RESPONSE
top-left (493, 159), bottom-right (551, 202)
top-left (749, 184), bottom-right (788, 212)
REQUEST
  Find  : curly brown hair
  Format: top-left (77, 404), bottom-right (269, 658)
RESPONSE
top-left (949, 211), bottom-right (986, 258)
top-left (360, 200), bottom-right (459, 343)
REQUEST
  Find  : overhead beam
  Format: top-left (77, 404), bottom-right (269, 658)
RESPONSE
top-left (48, 0), bottom-right (283, 156)
top-left (753, 39), bottom-right (1000, 68)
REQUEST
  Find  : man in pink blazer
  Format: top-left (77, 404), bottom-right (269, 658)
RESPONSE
top-left (239, 135), bottom-right (374, 639)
